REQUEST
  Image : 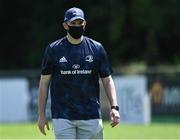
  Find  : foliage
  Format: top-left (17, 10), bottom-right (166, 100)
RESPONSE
top-left (1, 0), bottom-right (180, 69)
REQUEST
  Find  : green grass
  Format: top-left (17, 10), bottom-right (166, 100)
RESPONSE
top-left (0, 122), bottom-right (180, 139)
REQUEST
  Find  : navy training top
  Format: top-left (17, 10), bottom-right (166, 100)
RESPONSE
top-left (41, 36), bottom-right (113, 120)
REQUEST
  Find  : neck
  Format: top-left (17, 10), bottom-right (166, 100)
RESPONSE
top-left (67, 33), bottom-right (83, 45)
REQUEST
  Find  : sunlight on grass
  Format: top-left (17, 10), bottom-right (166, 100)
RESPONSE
top-left (0, 122), bottom-right (180, 139)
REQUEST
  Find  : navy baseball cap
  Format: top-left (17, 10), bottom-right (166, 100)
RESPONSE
top-left (64, 7), bottom-right (85, 22)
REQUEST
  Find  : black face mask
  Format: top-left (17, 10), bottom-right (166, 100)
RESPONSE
top-left (67, 25), bottom-right (84, 39)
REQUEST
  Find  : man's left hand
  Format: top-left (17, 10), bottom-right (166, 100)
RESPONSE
top-left (110, 109), bottom-right (120, 127)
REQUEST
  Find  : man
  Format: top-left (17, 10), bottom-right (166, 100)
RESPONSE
top-left (38, 7), bottom-right (120, 139)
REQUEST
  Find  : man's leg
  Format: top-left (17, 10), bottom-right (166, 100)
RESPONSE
top-left (76, 119), bottom-right (104, 139)
top-left (52, 119), bottom-right (76, 139)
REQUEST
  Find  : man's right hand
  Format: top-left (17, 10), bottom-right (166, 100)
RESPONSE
top-left (38, 116), bottom-right (49, 135)
top-left (38, 75), bottom-right (51, 135)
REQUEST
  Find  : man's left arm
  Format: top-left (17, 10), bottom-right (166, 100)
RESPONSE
top-left (101, 75), bottom-right (120, 127)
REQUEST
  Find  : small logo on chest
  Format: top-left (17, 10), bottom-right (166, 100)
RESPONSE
top-left (72, 64), bottom-right (80, 69)
top-left (59, 56), bottom-right (67, 63)
top-left (85, 55), bottom-right (93, 63)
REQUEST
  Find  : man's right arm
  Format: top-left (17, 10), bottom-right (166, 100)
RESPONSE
top-left (38, 74), bottom-right (51, 135)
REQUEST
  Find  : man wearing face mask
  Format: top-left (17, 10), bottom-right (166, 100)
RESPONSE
top-left (38, 7), bottom-right (120, 139)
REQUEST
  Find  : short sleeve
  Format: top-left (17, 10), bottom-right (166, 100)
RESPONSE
top-left (41, 46), bottom-right (54, 75)
top-left (98, 45), bottom-right (113, 78)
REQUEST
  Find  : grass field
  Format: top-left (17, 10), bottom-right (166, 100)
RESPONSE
top-left (0, 122), bottom-right (180, 139)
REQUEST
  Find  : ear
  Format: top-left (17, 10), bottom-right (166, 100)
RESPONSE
top-left (62, 22), bottom-right (69, 30)
top-left (83, 21), bottom-right (87, 29)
